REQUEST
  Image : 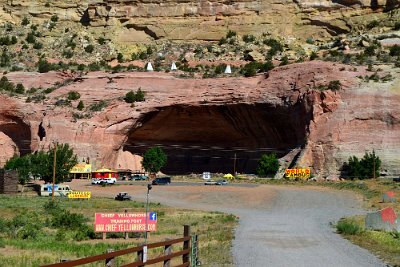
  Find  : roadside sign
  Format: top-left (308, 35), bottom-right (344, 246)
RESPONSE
top-left (68, 191), bottom-right (91, 199)
top-left (94, 212), bottom-right (157, 232)
top-left (285, 168), bottom-right (311, 180)
top-left (202, 172), bottom-right (211, 180)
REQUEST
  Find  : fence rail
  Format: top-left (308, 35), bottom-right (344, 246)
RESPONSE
top-left (42, 226), bottom-right (191, 267)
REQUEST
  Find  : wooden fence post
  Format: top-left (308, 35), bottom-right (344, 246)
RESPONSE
top-left (105, 248), bottom-right (114, 267)
top-left (182, 225), bottom-right (190, 264)
top-left (163, 239), bottom-right (172, 267)
top-left (137, 247), bottom-right (144, 267)
top-left (125, 209), bottom-right (129, 239)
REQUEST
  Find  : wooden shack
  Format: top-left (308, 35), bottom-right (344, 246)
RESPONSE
top-left (0, 169), bottom-right (18, 194)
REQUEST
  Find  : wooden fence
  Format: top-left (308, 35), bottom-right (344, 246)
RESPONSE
top-left (42, 225), bottom-right (191, 267)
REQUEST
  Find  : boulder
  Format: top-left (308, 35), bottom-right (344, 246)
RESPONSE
top-left (365, 207), bottom-right (399, 231)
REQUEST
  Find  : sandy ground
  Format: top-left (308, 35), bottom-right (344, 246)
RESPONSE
top-left (68, 180), bottom-right (386, 267)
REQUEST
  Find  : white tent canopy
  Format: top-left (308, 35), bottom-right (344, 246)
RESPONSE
top-left (171, 61), bottom-right (177, 71)
top-left (224, 64), bottom-right (232, 74)
top-left (146, 62), bottom-right (154, 71)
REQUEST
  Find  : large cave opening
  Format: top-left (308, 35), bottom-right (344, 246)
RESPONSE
top-left (123, 103), bottom-right (312, 174)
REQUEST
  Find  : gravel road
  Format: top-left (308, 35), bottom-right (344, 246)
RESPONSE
top-left (71, 181), bottom-right (387, 267)
top-left (143, 185), bottom-right (386, 267)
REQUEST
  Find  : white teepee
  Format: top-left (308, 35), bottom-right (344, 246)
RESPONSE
top-left (224, 64), bottom-right (232, 74)
top-left (146, 62), bottom-right (154, 71)
top-left (171, 61), bottom-right (177, 71)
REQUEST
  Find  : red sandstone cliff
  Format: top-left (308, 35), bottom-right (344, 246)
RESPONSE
top-left (0, 61), bottom-right (399, 178)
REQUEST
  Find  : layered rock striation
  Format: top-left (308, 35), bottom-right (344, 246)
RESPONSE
top-left (1, 61), bottom-right (399, 177)
top-left (0, 0), bottom-right (398, 43)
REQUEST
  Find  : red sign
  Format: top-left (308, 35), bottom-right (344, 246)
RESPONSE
top-left (95, 212), bottom-right (157, 232)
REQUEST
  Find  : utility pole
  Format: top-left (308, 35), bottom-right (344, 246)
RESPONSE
top-left (52, 142), bottom-right (57, 201)
top-left (144, 184), bottom-right (152, 244)
top-left (233, 153), bottom-right (237, 176)
top-left (373, 159), bottom-right (376, 179)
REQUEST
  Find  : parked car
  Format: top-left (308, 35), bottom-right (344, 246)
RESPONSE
top-left (131, 174), bottom-right (148, 181)
top-left (152, 177), bottom-right (171, 185)
top-left (91, 178), bottom-right (101, 185)
top-left (115, 192), bottom-right (132, 201)
top-left (216, 179), bottom-right (228, 185)
top-left (100, 178), bottom-right (117, 185)
top-left (204, 180), bottom-right (218, 185)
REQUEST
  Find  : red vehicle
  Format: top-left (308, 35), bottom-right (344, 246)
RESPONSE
top-left (92, 168), bottom-right (119, 179)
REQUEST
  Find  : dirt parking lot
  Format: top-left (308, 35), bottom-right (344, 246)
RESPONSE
top-left (67, 179), bottom-right (386, 267)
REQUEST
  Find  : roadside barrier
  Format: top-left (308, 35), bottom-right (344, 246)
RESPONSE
top-left (42, 225), bottom-right (193, 267)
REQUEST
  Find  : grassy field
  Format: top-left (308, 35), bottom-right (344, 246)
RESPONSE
top-left (0, 194), bottom-right (237, 267)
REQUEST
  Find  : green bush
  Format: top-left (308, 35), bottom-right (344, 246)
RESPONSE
top-left (310, 51), bottom-right (318, 60)
top-left (124, 88), bottom-right (146, 103)
top-left (389, 45), bottom-right (400, 57)
top-left (77, 100), bottom-right (84, 111)
top-left (15, 83), bottom-right (25, 94)
top-left (98, 37), bottom-right (106, 45)
top-left (263, 38), bottom-right (283, 57)
top-left (218, 37), bottom-right (227, 45)
top-left (26, 32), bottom-right (36, 44)
top-left (242, 34), bottom-right (256, 43)
top-left (336, 219), bottom-right (363, 235)
top-left (84, 45), bottom-right (94, 53)
top-left (280, 56), bottom-right (289, 66)
top-left (226, 30), bottom-right (237, 39)
top-left (394, 22), bottom-right (400, 31)
top-left (367, 20), bottom-right (379, 29)
top-left (89, 100), bottom-right (107, 112)
top-left (364, 45), bottom-right (377, 56)
top-left (256, 153), bottom-right (279, 177)
top-left (21, 17), bottom-right (30, 26)
top-left (50, 209), bottom-right (86, 230)
top-left (306, 37), bottom-right (314, 44)
top-left (50, 15), bottom-right (58, 22)
top-left (341, 150), bottom-right (381, 179)
top-left (67, 91), bottom-right (80, 100)
top-left (117, 53), bottom-right (124, 63)
top-left (33, 42), bottom-right (43, 49)
top-left (327, 80), bottom-right (341, 91)
top-left (38, 59), bottom-right (53, 73)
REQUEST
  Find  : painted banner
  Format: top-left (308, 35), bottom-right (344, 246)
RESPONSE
top-left (94, 212), bottom-right (157, 232)
top-left (68, 191), bottom-right (91, 199)
top-left (285, 168), bottom-right (311, 180)
top-left (70, 164), bottom-right (92, 173)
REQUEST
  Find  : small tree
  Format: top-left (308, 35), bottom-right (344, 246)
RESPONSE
top-left (77, 100), bottom-right (84, 111)
top-left (124, 90), bottom-right (136, 103)
top-left (15, 83), bottom-right (25, 94)
top-left (141, 147), bottom-right (167, 175)
top-left (256, 153), bottom-right (279, 177)
top-left (5, 143), bottom-right (78, 184)
top-left (341, 150), bottom-right (381, 179)
top-left (67, 91), bottom-right (80, 100)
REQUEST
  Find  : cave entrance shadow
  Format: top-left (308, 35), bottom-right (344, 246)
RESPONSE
top-left (0, 115), bottom-right (32, 157)
top-left (123, 103), bottom-right (312, 175)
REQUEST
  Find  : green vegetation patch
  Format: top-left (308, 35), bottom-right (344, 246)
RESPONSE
top-left (0, 195), bottom-right (237, 267)
top-left (336, 217), bottom-right (400, 266)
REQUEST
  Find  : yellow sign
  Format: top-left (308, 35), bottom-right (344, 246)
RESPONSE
top-left (70, 164), bottom-right (92, 174)
top-left (68, 191), bottom-right (91, 199)
top-left (285, 168), bottom-right (311, 180)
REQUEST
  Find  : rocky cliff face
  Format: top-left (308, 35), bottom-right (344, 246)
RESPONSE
top-left (0, 0), bottom-right (398, 44)
top-left (1, 61), bottom-right (399, 177)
